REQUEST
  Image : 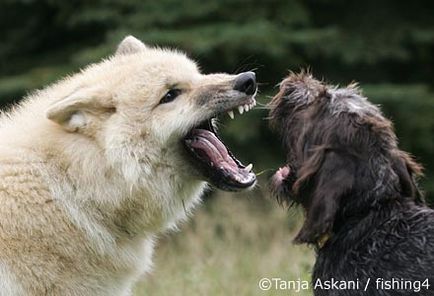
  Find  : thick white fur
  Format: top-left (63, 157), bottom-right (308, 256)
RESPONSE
top-left (0, 36), bottom-right (241, 295)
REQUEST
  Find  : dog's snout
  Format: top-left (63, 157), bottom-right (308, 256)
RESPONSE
top-left (233, 72), bottom-right (257, 95)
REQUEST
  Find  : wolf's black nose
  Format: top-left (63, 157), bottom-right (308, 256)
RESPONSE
top-left (234, 72), bottom-right (257, 95)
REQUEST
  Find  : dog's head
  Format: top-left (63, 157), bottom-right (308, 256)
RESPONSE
top-left (45, 36), bottom-right (256, 191)
top-left (269, 72), bottom-right (423, 245)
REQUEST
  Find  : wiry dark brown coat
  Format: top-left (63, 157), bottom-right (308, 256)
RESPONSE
top-left (269, 72), bottom-right (434, 295)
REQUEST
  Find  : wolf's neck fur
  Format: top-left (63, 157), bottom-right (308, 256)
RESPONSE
top-left (40, 131), bottom-right (205, 248)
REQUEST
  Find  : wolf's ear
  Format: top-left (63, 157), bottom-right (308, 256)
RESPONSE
top-left (115, 35), bottom-right (147, 55)
top-left (294, 150), bottom-right (355, 245)
top-left (46, 87), bottom-right (115, 132)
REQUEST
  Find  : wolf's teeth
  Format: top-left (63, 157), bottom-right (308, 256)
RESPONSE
top-left (228, 110), bottom-right (234, 119)
top-left (238, 106), bottom-right (244, 114)
top-left (245, 163), bottom-right (253, 171)
top-left (253, 100), bottom-right (257, 106)
top-left (244, 104), bottom-right (250, 112)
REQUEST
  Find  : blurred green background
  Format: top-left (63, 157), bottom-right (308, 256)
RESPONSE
top-left (1, 1), bottom-right (433, 295)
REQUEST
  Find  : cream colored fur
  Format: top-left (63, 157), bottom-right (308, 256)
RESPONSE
top-left (0, 36), bottom-right (245, 295)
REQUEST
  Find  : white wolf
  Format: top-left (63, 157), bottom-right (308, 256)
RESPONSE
top-left (0, 36), bottom-right (257, 295)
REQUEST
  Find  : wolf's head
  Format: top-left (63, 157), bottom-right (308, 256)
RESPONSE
top-left (45, 36), bottom-right (256, 192)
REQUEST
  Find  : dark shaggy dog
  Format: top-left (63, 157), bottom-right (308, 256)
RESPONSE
top-left (269, 72), bottom-right (434, 295)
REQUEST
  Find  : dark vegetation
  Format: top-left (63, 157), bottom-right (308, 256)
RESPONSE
top-left (0, 0), bottom-right (432, 200)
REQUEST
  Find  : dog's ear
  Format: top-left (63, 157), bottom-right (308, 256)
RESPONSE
top-left (391, 150), bottom-right (424, 202)
top-left (294, 150), bottom-right (355, 244)
top-left (46, 87), bottom-right (115, 132)
top-left (115, 35), bottom-right (147, 56)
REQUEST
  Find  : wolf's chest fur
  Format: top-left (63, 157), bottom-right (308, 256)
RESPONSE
top-left (0, 145), bottom-right (206, 295)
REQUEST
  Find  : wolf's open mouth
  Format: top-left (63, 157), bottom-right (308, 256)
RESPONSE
top-left (183, 99), bottom-right (257, 191)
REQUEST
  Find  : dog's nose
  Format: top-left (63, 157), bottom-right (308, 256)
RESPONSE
top-left (233, 72), bottom-right (257, 95)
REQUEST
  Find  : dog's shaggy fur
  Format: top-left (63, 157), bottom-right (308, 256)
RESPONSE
top-left (269, 72), bottom-right (434, 295)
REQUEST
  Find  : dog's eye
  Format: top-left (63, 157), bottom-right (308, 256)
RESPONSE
top-left (160, 89), bottom-right (182, 104)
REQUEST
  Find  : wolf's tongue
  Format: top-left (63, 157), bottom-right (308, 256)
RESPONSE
top-left (187, 129), bottom-right (238, 168)
top-left (184, 127), bottom-right (256, 191)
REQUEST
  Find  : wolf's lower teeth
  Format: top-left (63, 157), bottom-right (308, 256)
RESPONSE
top-left (245, 163), bottom-right (253, 171)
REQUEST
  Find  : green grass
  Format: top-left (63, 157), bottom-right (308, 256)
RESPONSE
top-left (134, 187), bottom-right (314, 296)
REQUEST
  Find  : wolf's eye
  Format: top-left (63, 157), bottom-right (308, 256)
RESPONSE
top-left (160, 89), bottom-right (182, 104)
